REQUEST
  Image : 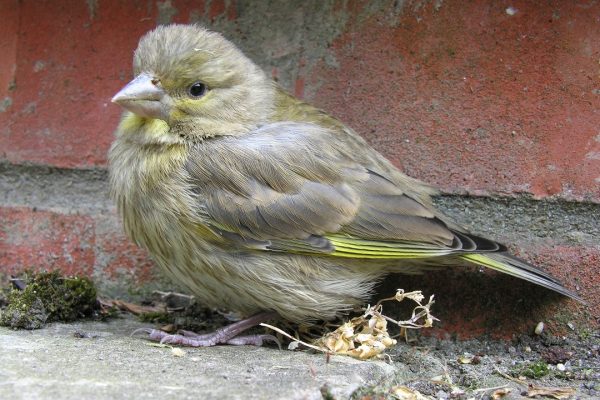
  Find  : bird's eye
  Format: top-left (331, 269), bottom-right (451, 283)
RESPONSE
top-left (188, 82), bottom-right (207, 98)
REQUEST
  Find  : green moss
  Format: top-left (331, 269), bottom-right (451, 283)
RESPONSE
top-left (578, 328), bottom-right (591, 340)
top-left (138, 311), bottom-right (171, 324)
top-left (512, 361), bottom-right (550, 379)
top-left (0, 271), bottom-right (98, 330)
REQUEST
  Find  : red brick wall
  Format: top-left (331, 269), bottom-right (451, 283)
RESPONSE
top-left (1, 1), bottom-right (598, 334)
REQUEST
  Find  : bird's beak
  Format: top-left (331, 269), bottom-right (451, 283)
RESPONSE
top-left (112, 73), bottom-right (169, 120)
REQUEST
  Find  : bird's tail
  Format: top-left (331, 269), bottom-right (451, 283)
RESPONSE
top-left (461, 253), bottom-right (583, 302)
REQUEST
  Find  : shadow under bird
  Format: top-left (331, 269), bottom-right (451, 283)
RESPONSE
top-left (109, 24), bottom-right (581, 347)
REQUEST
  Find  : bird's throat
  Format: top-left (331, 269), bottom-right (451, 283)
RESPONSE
top-left (117, 113), bottom-right (186, 145)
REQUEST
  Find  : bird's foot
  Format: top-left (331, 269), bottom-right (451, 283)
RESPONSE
top-left (147, 329), bottom-right (279, 347)
top-left (133, 311), bottom-right (280, 348)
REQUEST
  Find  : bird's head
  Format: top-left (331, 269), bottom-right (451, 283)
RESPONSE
top-left (112, 24), bottom-right (274, 142)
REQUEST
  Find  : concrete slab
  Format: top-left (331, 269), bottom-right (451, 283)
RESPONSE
top-left (1, 314), bottom-right (597, 399)
top-left (0, 316), bottom-right (395, 400)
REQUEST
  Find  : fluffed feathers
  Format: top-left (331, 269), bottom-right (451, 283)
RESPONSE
top-left (109, 24), bottom-right (581, 324)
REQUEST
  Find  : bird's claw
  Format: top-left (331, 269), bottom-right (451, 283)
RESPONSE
top-left (130, 327), bottom-right (154, 337)
top-left (133, 328), bottom-right (280, 348)
top-left (226, 334), bottom-right (281, 349)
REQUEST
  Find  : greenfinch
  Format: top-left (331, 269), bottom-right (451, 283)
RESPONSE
top-left (109, 24), bottom-right (579, 346)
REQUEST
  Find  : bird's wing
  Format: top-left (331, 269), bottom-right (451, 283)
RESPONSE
top-left (184, 122), bottom-right (582, 301)
top-left (185, 121), bottom-right (499, 257)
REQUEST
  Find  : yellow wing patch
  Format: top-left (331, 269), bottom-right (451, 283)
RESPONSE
top-left (326, 234), bottom-right (455, 259)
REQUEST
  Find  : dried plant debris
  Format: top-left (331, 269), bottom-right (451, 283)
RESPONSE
top-left (171, 347), bottom-right (186, 357)
top-left (349, 323), bottom-right (596, 399)
top-left (489, 387), bottom-right (512, 399)
top-left (526, 385), bottom-right (576, 399)
top-left (313, 311), bottom-right (397, 360)
top-left (263, 289), bottom-right (436, 360)
top-left (99, 298), bottom-right (166, 317)
top-left (0, 271), bottom-right (98, 329)
top-left (99, 290), bottom-right (233, 335)
top-left (315, 290), bottom-right (436, 360)
top-left (390, 385), bottom-right (430, 400)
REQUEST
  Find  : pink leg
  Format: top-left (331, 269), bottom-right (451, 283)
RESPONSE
top-left (137, 311), bottom-right (280, 347)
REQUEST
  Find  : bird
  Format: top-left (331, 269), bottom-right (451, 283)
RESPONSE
top-left (109, 24), bottom-right (581, 347)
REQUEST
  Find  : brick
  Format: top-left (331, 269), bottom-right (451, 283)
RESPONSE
top-left (0, 206), bottom-right (155, 287)
top-left (1, 1), bottom-right (598, 200)
top-left (311, 1), bottom-right (600, 201)
top-left (0, 1), bottom-right (154, 167)
top-left (525, 244), bottom-right (600, 318)
top-left (0, 207), bottom-right (96, 276)
top-left (0, 0), bottom-right (18, 103)
top-left (0, 204), bottom-right (595, 336)
top-left (381, 243), bottom-right (597, 339)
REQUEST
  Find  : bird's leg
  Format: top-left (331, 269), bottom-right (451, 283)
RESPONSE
top-left (141, 311), bottom-right (280, 347)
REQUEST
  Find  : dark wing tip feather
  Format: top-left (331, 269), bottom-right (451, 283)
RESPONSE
top-left (463, 252), bottom-right (585, 304)
top-left (453, 231), bottom-right (505, 252)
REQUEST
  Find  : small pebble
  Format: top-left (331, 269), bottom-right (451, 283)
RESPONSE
top-left (534, 321), bottom-right (544, 335)
top-left (172, 347), bottom-right (186, 357)
top-left (524, 346), bottom-right (532, 352)
top-left (557, 363), bottom-right (566, 371)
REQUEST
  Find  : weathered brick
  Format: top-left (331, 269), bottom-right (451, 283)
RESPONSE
top-left (0, 1), bottom-right (152, 167)
top-left (1, 1), bottom-right (597, 200)
top-left (0, 0), bottom-right (18, 105)
top-left (0, 206), bottom-right (155, 289)
top-left (382, 243), bottom-right (597, 339)
top-left (0, 207), bottom-right (95, 276)
top-left (312, 1), bottom-right (600, 201)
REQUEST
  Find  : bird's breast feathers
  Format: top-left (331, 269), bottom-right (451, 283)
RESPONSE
top-left (109, 119), bottom-right (218, 250)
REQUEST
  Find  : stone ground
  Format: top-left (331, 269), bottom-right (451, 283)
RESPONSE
top-left (1, 314), bottom-right (598, 400)
top-left (0, 315), bottom-right (394, 400)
